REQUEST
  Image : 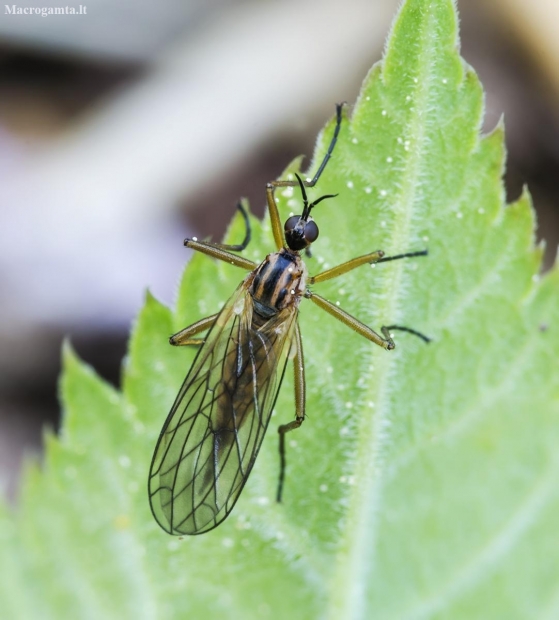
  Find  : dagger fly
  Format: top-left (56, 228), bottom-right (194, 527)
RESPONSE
top-left (148, 104), bottom-right (429, 536)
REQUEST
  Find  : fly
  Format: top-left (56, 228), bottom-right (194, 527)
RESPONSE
top-left (148, 104), bottom-right (430, 535)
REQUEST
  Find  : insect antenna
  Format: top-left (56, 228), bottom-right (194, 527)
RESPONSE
top-left (295, 173), bottom-right (309, 213)
top-left (294, 173), bottom-right (338, 220)
top-left (306, 192), bottom-right (338, 216)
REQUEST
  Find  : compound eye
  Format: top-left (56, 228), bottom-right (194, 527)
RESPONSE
top-left (284, 215), bottom-right (300, 232)
top-left (304, 220), bottom-right (319, 243)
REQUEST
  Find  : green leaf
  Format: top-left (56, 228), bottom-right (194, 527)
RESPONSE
top-left (2, 0), bottom-right (559, 618)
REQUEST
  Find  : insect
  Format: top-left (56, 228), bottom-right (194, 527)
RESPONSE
top-left (148, 104), bottom-right (429, 535)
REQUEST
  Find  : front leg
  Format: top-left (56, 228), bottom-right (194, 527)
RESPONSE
top-left (184, 238), bottom-right (256, 271)
top-left (183, 203), bottom-right (256, 271)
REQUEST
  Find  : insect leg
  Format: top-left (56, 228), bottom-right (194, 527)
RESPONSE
top-left (272, 103), bottom-right (345, 189)
top-left (266, 183), bottom-right (287, 251)
top-left (209, 203), bottom-right (252, 252)
top-left (310, 249), bottom-right (428, 284)
top-left (378, 249), bottom-right (430, 343)
top-left (377, 250), bottom-right (428, 264)
top-left (305, 102), bottom-right (344, 188)
top-left (277, 322), bottom-right (305, 503)
top-left (184, 238), bottom-right (256, 270)
top-left (306, 291), bottom-right (394, 349)
top-left (183, 204), bottom-right (256, 270)
top-left (310, 250), bottom-right (385, 284)
top-left (382, 325), bottom-right (430, 343)
top-left (265, 103), bottom-right (345, 251)
top-left (169, 313), bottom-right (218, 346)
top-left (307, 291), bottom-right (430, 346)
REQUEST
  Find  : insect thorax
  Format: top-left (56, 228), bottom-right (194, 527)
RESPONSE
top-left (249, 249), bottom-right (307, 319)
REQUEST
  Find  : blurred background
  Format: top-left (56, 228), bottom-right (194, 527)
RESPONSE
top-left (0, 0), bottom-right (558, 500)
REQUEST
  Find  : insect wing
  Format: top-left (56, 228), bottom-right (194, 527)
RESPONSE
top-left (149, 279), bottom-right (298, 535)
